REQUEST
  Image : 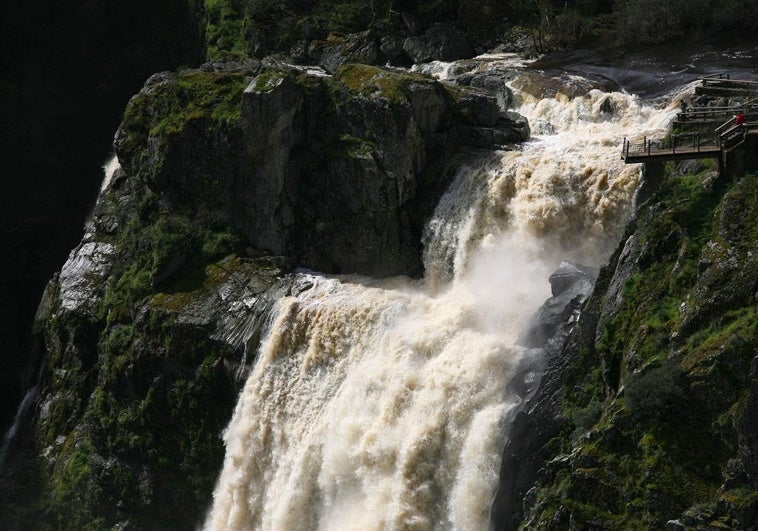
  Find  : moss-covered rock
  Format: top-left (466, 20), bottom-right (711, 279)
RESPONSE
top-left (115, 61), bottom-right (526, 278)
top-left (504, 164), bottom-right (758, 530)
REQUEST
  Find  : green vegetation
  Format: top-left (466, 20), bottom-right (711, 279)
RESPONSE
top-left (335, 63), bottom-right (435, 103)
top-left (102, 212), bottom-right (240, 324)
top-left (204, 0), bottom-right (249, 59)
top-left (199, 0), bottom-right (758, 60)
top-left (527, 169), bottom-right (758, 528)
top-left (120, 70), bottom-right (250, 155)
top-left (624, 362), bottom-right (688, 422)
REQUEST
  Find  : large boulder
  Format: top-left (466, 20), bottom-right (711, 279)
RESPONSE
top-left (115, 62), bottom-right (528, 278)
top-left (308, 31), bottom-right (381, 74)
top-left (403, 22), bottom-right (475, 64)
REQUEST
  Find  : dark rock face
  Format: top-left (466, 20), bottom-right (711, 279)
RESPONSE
top-left (115, 63), bottom-right (528, 278)
top-left (290, 22), bottom-right (476, 71)
top-left (403, 23), bottom-right (476, 64)
top-left (491, 261), bottom-right (597, 530)
top-left (504, 163), bottom-right (758, 530)
top-left (519, 262), bottom-right (597, 348)
top-left (309, 31), bottom-right (381, 74)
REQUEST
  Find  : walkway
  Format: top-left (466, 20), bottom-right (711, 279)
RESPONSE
top-left (622, 122), bottom-right (758, 163)
top-left (622, 74), bottom-right (758, 164)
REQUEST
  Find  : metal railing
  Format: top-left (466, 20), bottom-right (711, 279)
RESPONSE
top-left (678, 106), bottom-right (758, 122)
top-left (622, 132), bottom-right (719, 159)
top-left (622, 121), bottom-right (757, 160)
top-left (701, 72), bottom-right (731, 84)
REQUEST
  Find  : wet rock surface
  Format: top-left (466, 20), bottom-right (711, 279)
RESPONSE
top-left (492, 261), bottom-right (597, 530)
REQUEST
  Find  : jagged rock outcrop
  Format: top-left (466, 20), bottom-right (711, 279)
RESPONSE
top-left (496, 160), bottom-right (758, 530)
top-left (402, 22), bottom-right (476, 64)
top-left (306, 30), bottom-right (381, 73)
top-left (491, 261), bottom-right (597, 530)
top-left (0, 59), bottom-right (530, 530)
top-left (115, 61), bottom-right (528, 278)
top-left (290, 21), bottom-right (477, 71)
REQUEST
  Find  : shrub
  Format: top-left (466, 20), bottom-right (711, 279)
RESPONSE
top-left (624, 362), bottom-right (688, 422)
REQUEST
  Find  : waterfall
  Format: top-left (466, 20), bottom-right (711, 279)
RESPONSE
top-left (204, 67), bottom-right (677, 530)
top-left (0, 385), bottom-right (38, 470)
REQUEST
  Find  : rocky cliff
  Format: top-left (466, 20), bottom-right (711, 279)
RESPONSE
top-left (0, 59), bottom-right (528, 530)
top-left (0, 0), bottom-right (205, 439)
top-left (492, 157), bottom-right (758, 529)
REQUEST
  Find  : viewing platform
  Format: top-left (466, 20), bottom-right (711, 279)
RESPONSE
top-left (622, 122), bottom-right (757, 164)
top-left (622, 74), bottom-right (758, 165)
top-left (621, 134), bottom-right (721, 163)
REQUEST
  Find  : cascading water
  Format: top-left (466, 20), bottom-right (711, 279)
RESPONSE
top-left (204, 62), bottom-right (678, 530)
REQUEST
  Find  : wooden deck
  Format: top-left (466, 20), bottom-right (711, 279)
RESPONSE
top-left (622, 133), bottom-right (722, 163)
top-left (622, 145), bottom-right (720, 163)
top-left (622, 74), bottom-right (758, 164)
top-left (622, 124), bottom-right (758, 163)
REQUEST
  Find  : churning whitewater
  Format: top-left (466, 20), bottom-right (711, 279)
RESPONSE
top-left (204, 64), bottom-right (678, 530)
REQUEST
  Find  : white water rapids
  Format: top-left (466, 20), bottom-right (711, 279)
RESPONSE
top-left (204, 63), bottom-right (680, 530)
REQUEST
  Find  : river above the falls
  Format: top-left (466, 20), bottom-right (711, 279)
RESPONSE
top-left (529, 37), bottom-right (758, 99)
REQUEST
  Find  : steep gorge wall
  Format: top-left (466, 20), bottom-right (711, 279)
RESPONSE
top-left (493, 159), bottom-right (758, 529)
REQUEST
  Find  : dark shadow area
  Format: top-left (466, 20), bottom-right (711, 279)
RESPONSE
top-left (0, 0), bottom-right (204, 432)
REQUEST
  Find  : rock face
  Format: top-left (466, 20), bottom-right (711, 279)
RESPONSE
top-left (308, 31), bottom-right (381, 74)
top-left (491, 262), bottom-right (597, 530)
top-left (403, 22), bottom-right (476, 64)
top-left (291, 22), bottom-right (477, 71)
top-left (494, 160), bottom-right (758, 530)
top-left (0, 59), bottom-right (530, 529)
top-left (116, 61), bottom-right (528, 278)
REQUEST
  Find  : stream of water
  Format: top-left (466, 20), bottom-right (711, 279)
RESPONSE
top-left (204, 56), bottom-right (680, 530)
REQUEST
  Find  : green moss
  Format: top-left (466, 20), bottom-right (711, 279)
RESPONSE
top-left (151, 255), bottom-right (243, 312)
top-left (335, 63), bottom-right (434, 103)
top-left (121, 70), bottom-right (250, 154)
top-left (682, 306), bottom-right (757, 374)
top-left (101, 210), bottom-right (241, 324)
top-left (204, 0), bottom-right (249, 60)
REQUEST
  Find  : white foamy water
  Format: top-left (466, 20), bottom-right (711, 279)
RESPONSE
top-left (101, 154), bottom-right (120, 193)
top-left (204, 70), bottom-right (678, 530)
